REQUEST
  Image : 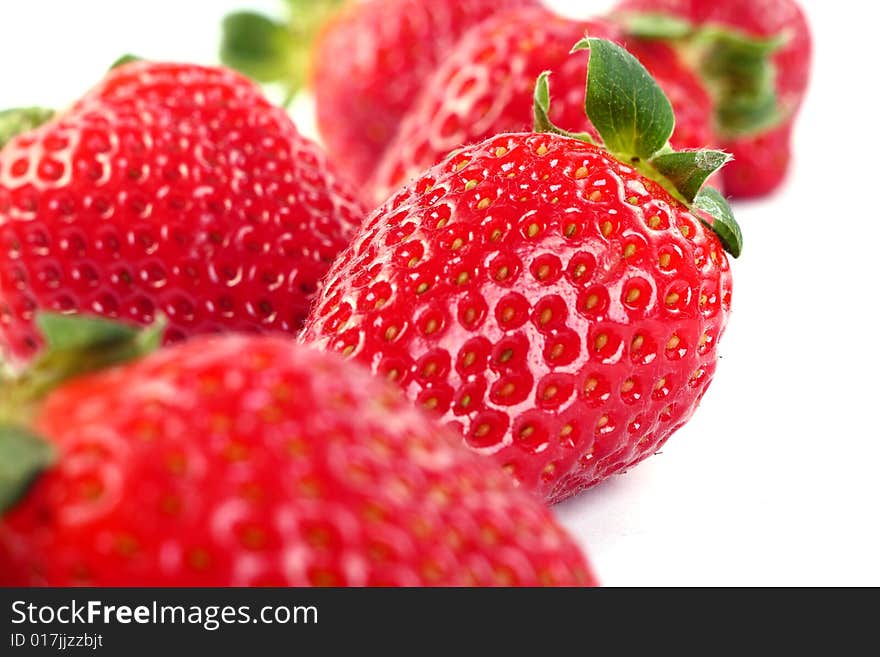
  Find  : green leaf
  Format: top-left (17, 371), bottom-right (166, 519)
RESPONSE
top-left (37, 313), bottom-right (140, 351)
top-left (532, 72), bottom-right (596, 143)
top-left (220, 11), bottom-right (291, 83)
top-left (110, 54), bottom-right (141, 70)
top-left (614, 11), bottom-right (695, 40)
top-left (0, 107), bottom-right (54, 149)
top-left (649, 150), bottom-right (732, 203)
top-left (0, 426), bottom-right (55, 514)
top-left (574, 38), bottom-right (675, 162)
top-left (693, 187), bottom-right (743, 258)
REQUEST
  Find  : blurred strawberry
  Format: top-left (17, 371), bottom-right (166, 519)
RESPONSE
top-left (612, 0), bottom-right (812, 197)
top-left (0, 61), bottom-right (364, 362)
top-left (0, 314), bottom-right (595, 586)
top-left (221, 0), bottom-right (538, 185)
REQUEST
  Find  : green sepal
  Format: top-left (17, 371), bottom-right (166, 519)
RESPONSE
top-left (533, 72), bottom-right (596, 144)
top-left (0, 107), bottom-right (54, 149)
top-left (220, 11), bottom-right (291, 84)
top-left (0, 426), bottom-right (55, 514)
top-left (649, 150), bottom-right (732, 203)
top-left (574, 37), bottom-right (674, 162)
top-left (615, 11), bottom-right (695, 40)
top-left (110, 54), bottom-right (141, 70)
top-left (693, 187), bottom-right (742, 258)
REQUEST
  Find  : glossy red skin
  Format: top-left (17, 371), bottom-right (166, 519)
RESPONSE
top-left (614, 0), bottom-right (812, 197)
top-left (0, 62), bottom-right (365, 362)
top-left (0, 336), bottom-right (594, 586)
top-left (312, 0), bottom-right (537, 184)
top-left (368, 8), bottom-right (715, 206)
top-left (304, 133), bottom-right (733, 503)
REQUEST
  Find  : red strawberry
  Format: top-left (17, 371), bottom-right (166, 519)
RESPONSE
top-left (310, 0), bottom-right (537, 184)
top-left (303, 39), bottom-right (742, 503)
top-left (0, 315), bottom-right (594, 586)
top-left (612, 0), bottom-right (812, 197)
top-left (0, 61), bottom-right (365, 362)
top-left (368, 7), bottom-right (716, 206)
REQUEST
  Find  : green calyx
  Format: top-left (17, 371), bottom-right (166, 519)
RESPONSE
top-left (614, 11), bottom-right (788, 138)
top-left (220, 0), bottom-right (348, 106)
top-left (533, 38), bottom-right (741, 258)
top-left (0, 107), bottom-right (54, 149)
top-left (0, 313), bottom-right (165, 514)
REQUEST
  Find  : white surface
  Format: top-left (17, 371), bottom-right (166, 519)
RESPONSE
top-left (1, 0), bottom-right (878, 586)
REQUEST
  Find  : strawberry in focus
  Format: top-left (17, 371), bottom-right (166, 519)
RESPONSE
top-left (0, 315), bottom-right (594, 586)
top-left (369, 7), bottom-right (716, 205)
top-left (612, 0), bottom-right (812, 197)
top-left (303, 39), bottom-right (742, 502)
top-left (0, 61), bottom-right (365, 362)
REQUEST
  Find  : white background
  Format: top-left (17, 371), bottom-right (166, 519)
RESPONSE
top-left (1, 0), bottom-right (877, 586)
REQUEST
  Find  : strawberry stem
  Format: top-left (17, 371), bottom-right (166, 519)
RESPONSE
top-left (0, 107), bottom-right (54, 149)
top-left (0, 426), bottom-right (55, 514)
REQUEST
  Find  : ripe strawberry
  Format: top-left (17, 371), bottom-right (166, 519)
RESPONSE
top-left (0, 315), bottom-right (594, 586)
top-left (303, 39), bottom-right (742, 503)
top-left (368, 7), bottom-right (716, 205)
top-left (310, 0), bottom-right (538, 184)
top-left (612, 0), bottom-right (812, 197)
top-left (0, 61), bottom-right (365, 362)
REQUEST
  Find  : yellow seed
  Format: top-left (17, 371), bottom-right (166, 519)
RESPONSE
top-left (536, 264), bottom-right (551, 280)
top-left (699, 332), bottom-right (709, 347)
top-left (626, 287), bottom-right (641, 304)
top-left (536, 144), bottom-right (549, 155)
top-left (454, 159), bottom-right (470, 171)
top-left (408, 256), bottom-right (420, 268)
top-left (451, 237), bottom-right (464, 250)
top-left (601, 220), bottom-right (613, 237)
top-left (595, 334), bottom-right (608, 351)
top-left (543, 384), bottom-right (558, 400)
top-left (519, 425), bottom-right (535, 439)
top-left (621, 379), bottom-right (635, 393)
top-left (490, 228), bottom-right (503, 241)
top-left (495, 265), bottom-right (510, 281)
top-left (631, 335), bottom-right (644, 352)
top-left (465, 179), bottom-right (478, 191)
top-left (387, 368), bottom-right (400, 382)
top-left (666, 335), bottom-right (681, 350)
top-left (463, 307), bottom-right (476, 325)
top-left (463, 351), bottom-right (476, 367)
top-left (460, 394), bottom-right (472, 408)
top-left (475, 423), bottom-right (491, 438)
top-left (585, 293), bottom-right (599, 310)
top-left (416, 282), bottom-right (430, 294)
top-left (499, 349), bottom-right (513, 363)
top-left (500, 306), bottom-right (515, 323)
top-left (384, 326), bottom-right (398, 341)
top-left (539, 308), bottom-right (553, 325)
top-left (680, 224), bottom-right (691, 237)
top-left (700, 294), bottom-right (708, 306)
top-left (495, 146), bottom-right (508, 157)
top-left (564, 223), bottom-right (577, 237)
top-left (659, 253), bottom-right (672, 268)
top-left (648, 215), bottom-right (661, 229)
top-left (550, 343), bottom-right (565, 360)
top-left (436, 217), bottom-right (449, 229)
top-left (597, 415), bottom-right (609, 428)
top-left (590, 190), bottom-right (602, 202)
top-left (575, 166), bottom-right (589, 179)
top-left (374, 298), bottom-right (386, 310)
top-left (424, 319), bottom-right (439, 335)
top-left (560, 424), bottom-right (573, 437)
top-left (456, 271), bottom-right (470, 285)
top-left (423, 397), bottom-right (439, 410)
top-left (584, 377), bottom-right (598, 394)
top-left (422, 362), bottom-right (438, 377)
top-left (654, 377), bottom-right (667, 391)
top-left (627, 196), bottom-right (639, 204)
top-left (665, 292), bottom-right (681, 306)
top-left (527, 223), bottom-right (540, 237)
top-left (342, 345), bottom-right (355, 357)
top-left (500, 382), bottom-right (516, 397)
top-left (624, 243), bottom-right (637, 258)
top-left (477, 198), bottom-right (492, 210)
top-left (573, 263), bottom-right (587, 279)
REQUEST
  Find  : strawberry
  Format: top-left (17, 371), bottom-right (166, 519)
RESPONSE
top-left (612, 0), bottom-right (812, 197)
top-left (0, 61), bottom-right (365, 362)
top-left (221, 0), bottom-right (538, 184)
top-left (368, 7), bottom-right (716, 206)
top-left (303, 39), bottom-right (742, 503)
top-left (0, 314), bottom-right (594, 586)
